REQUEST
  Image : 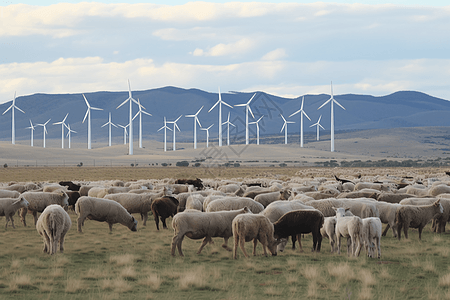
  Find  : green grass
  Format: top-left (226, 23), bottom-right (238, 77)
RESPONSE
top-left (1, 210), bottom-right (450, 299)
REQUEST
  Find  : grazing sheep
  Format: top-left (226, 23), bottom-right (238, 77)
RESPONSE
top-left (36, 204), bottom-right (72, 254)
top-left (43, 185), bottom-right (67, 193)
top-left (428, 184), bottom-right (450, 197)
top-left (175, 178), bottom-right (204, 190)
top-left (0, 190), bottom-right (20, 198)
top-left (354, 182), bottom-right (391, 192)
top-left (320, 210), bottom-right (354, 253)
top-left (232, 214), bottom-right (278, 259)
top-left (19, 190), bottom-right (69, 226)
top-left (79, 185), bottom-right (95, 196)
top-left (273, 210), bottom-right (324, 252)
top-left (254, 189), bottom-right (291, 208)
top-left (396, 199), bottom-right (443, 240)
top-left (59, 181), bottom-right (81, 191)
top-left (333, 207), bottom-right (363, 257)
top-left (218, 184), bottom-right (242, 194)
top-left (242, 186), bottom-right (273, 199)
top-left (104, 193), bottom-right (153, 226)
top-left (0, 197), bottom-right (29, 229)
top-left (337, 190), bottom-right (379, 199)
top-left (168, 184), bottom-right (194, 194)
top-left (171, 207), bottom-right (251, 256)
top-left (405, 185), bottom-right (429, 197)
top-left (361, 217), bottom-right (382, 259)
top-left (185, 194), bottom-right (205, 211)
top-left (151, 196), bottom-right (179, 230)
top-left (75, 196), bottom-right (137, 233)
top-left (374, 202), bottom-right (402, 237)
top-left (66, 191), bottom-right (81, 211)
top-left (376, 192), bottom-right (414, 204)
top-left (3, 183), bottom-right (38, 193)
top-left (206, 197), bottom-right (264, 214)
top-left (399, 198), bottom-right (450, 233)
top-left (88, 186), bottom-right (131, 198)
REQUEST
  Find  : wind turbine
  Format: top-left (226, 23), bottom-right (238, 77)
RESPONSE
top-left (201, 124), bottom-right (214, 148)
top-left (65, 124), bottom-right (77, 149)
top-left (132, 98), bottom-right (152, 148)
top-left (235, 93), bottom-right (256, 145)
top-left (185, 105), bottom-right (203, 149)
top-left (221, 112), bottom-right (236, 146)
top-left (208, 87), bottom-right (233, 147)
top-left (82, 94), bottom-right (103, 150)
top-left (2, 92), bottom-right (25, 145)
top-left (117, 124), bottom-right (128, 145)
top-left (249, 116), bottom-right (263, 145)
top-left (280, 114), bottom-right (295, 145)
top-left (26, 120), bottom-right (35, 147)
top-left (317, 82), bottom-right (346, 152)
top-left (53, 113), bottom-right (69, 149)
top-left (167, 116), bottom-right (181, 151)
top-left (310, 115), bottom-right (325, 141)
top-left (157, 117), bottom-right (172, 152)
top-left (116, 80), bottom-right (140, 155)
top-left (101, 112), bottom-right (118, 147)
top-left (289, 96), bottom-right (311, 147)
top-left (37, 119), bottom-right (51, 148)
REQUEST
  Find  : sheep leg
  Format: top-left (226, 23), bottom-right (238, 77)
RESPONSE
top-left (222, 237), bottom-right (232, 251)
top-left (142, 212), bottom-right (147, 226)
top-left (239, 236), bottom-right (249, 258)
top-left (296, 234), bottom-right (304, 252)
top-left (397, 223), bottom-right (402, 241)
top-left (316, 232), bottom-right (322, 252)
top-left (197, 236), bottom-right (211, 254)
top-left (376, 237), bottom-right (381, 259)
top-left (60, 235), bottom-right (65, 253)
top-left (42, 232), bottom-right (51, 254)
top-left (354, 235), bottom-right (362, 257)
top-left (161, 217), bottom-right (168, 229)
top-left (33, 211), bottom-right (38, 226)
top-left (259, 235), bottom-right (269, 257)
top-left (19, 207), bottom-right (27, 227)
top-left (291, 235), bottom-right (297, 250)
top-left (418, 226), bottom-right (423, 240)
top-left (382, 224), bottom-right (390, 237)
top-left (171, 233), bottom-right (184, 257)
top-left (10, 214), bottom-right (15, 229)
top-left (108, 223), bottom-right (113, 232)
top-left (153, 213), bottom-right (160, 230)
top-left (336, 233), bottom-right (341, 255)
top-left (252, 238), bottom-right (259, 256)
top-left (77, 215), bottom-right (86, 233)
top-left (233, 234), bottom-right (239, 259)
top-left (346, 236), bottom-right (352, 257)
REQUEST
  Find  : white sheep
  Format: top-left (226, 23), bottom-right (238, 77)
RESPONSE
top-left (19, 190), bottom-right (69, 226)
top-left (254, 189), bottom-right (291, 208)
top-left (232, 214), bottom-right (278, 259)
top-left (36, 204), bottom-right (72, 255)
top-left (361, 217), bottom-right (382, 259)
top-left (0, 190), bottom-right (20, 198)
top-left (320, 210), bottom-right (354, 253)
top-left (104, 193), bottom-right (153, 226)
top-left (0, 197), bottom-right (29, 229)
top-left (428, 184), bottom-right (450, 197)
top-left (75, 196), bottom-right (138, 233)
top-left (87, 186), bottom-right (131, 198)
top-left (399, 197), bottom-right (450, 233)
top-left (171, 207), bottom-right (251, 256)
top-left (374, 201), bottom-right (402, 237)
top-left (185, 194), bottom-right (205, 211)
top-left (206, 197), bottom-right (264, 214)
top-left (333, 207), bottom-right (363, 257)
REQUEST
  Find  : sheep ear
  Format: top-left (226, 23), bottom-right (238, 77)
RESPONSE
top-left (345, 208), bottom-right (350, 212)
top-left (332, 207), bottom-right (337, 212)
top-left (435, 199), bottom-right (441, 205)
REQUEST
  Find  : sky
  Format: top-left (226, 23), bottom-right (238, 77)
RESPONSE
top-left (1, 1), bottom-right (449, 104)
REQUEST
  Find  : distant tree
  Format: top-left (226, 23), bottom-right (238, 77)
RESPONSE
top-left (176, 161), bottom-right (189, 167)
top-left (3, 163), bottom-right (7, 168)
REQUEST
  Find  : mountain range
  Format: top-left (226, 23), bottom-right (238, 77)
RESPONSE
top-left (1, 87), bottom-right (449, 146)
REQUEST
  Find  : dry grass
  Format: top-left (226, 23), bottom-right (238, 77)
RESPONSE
top-left (327, 262), bottom-right (355, 282)
top-left (139, 274), bottom-right (162, 291)
top-left (110, 254), bottom-right (136, 266)
top-left (439, 273), bottom-right (450, 287)
top-left (358, 269), bottom-right (376, 286)
top-left (178, 266), bottom-right (207, 290)
top-left (65, 278), bottom-right (85, 293)
top-left (9, 274), bottom-right (33, 291)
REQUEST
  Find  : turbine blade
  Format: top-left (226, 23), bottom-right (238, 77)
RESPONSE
top-left (248, 106), bottom-right (255, 119)
top-left (175, 123), bottom-right (180, 131)
top-left (302, 110), bottom-right (311, 121)
top-left (62, 113), bottom-right (69, 122)
top-left (280, 123), bottom-right (286, 132)
top-left (289, 109), bottom-right (301, 118)
top-left (83, 94), bottom-right (91, 108)
top-left (280, 114), bottom-right (286, 122)
top-left (229, 122), bottom-right (236, 127)
top-left (175, 115), bottom-right (182, 122)
top-left (116, 98), bottom-right (129, 109)
top-left (222, 100), bottom-right (233, 109)
top-left (301, 96), bottom-right (305, 110)
top-left (196, 117), bottom-right (202, 128)
top-left (15, 106), bottom-right (25, 114)
top-left (44, 119), bottom-right (51, 125)
top-left (142, 111), bottom-right (152, 116)
top-left (334, 99), bottom-right (346, 110)
top-left (91, 107), bottom-right (103, 111)
top-left (82, 109), bottom-right (89, 123)
top-left (132, 112), bottom-right (139, 121)
top-left (318, 115), bottom-right (322, 122)
top-left (101, 122), bottom-right (108, 127)
top-left (2, 105), bottom-right (13, 115)
top-left (317, 98), bottom-right (332, 110)
top-left (208, 99), bottom-right (220, 113)
top-left (234, 103), bottom-right (246, 107)
top-left (247, 93), bottom-right (256, 105)
top-left (319, 124), bottom-right (325, 129)
top-left (196, 106), bottom-right (204, 115)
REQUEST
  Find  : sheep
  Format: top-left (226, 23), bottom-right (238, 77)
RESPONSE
top-left (79, 185), bottom-right (95, 196)
top-left (206, 197), bottom-right (264, 214)
top-left (395, 199), bottom-right (443, 240)
top-left (405, 185), bottom-right (429, 197)
top-left (305, 198), bottom-right (379, 219)
top-left (19, 190), bottom-right (69, 226)
top-left (104, 193), bottom-right (153, 226)
top-left (151, 196), bottom-right (179, 230)
top-left (167, 184), bottom-right (194, 194)
top-left (3, 183), bottom-right (38, 193)
top-left (59, 181), bottom-right (81, 191)
top-left (354, 182), bottom-right (391, 192)
top-left (66, 191), bottom-right (81, 211)
top-left (88, 186), bottom-right (131, 198)
top-left (242, 186), bottom-right (273, 199)
top-left (0, 190), bottom-right (20, 198)
top-left (175, 178), bottom-right (204, 190)
top-left (428, 184), bottom-right (450, 197)
top-left (171, 207), bottom-right (251, 256)
top-left (185, 194), bottom-right (204, 211)
top-left (374, 201), bottom-right (402, 237)
top-left (337, 190), bottom-right (379, 199)
top-left (75, 196), bottom-right (137, 233)
top-left (399, 198), bottom-right (450, 233)
top-left (254, 189), bottom-right (291, 208)
top-left (376, 192), bottom-right (415, 204)
top-left (43, 185), bottom-right (67, 193)
top-left (273, 210), bottom-right (324, 252)
top-left (320, 210), bottom-right (354, 253)
top-left (202, 194), bottom-right (232, 212)
top-left (232, 214), bottom-right (278, 258)
top-left (304, 191), bottom-right (339, 200)
top-left (36, 204), bottom-right (72, 255)
top-left (333, 207), bottom-right (363, 257)
top-left (218, 184), bottom-right (242, 194)
top-left (361, 217), bottom-right (382, 259)
top-left (0, 197), bottom-right (29, 229)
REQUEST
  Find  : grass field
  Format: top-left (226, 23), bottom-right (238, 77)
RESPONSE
top-left (1, 167), bottom-right (450, 299)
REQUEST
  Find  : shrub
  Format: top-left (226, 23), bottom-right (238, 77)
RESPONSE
top-left (176, 161), bottom-right (189, 167)
top-left (3, 163), bottom-right (7, 168)
top-left (279, 163), bottom-right (287, 167)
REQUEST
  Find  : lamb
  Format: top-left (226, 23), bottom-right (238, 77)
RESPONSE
top-left (361, 217), bottom-right (382, 259)
top-left (75, 196), bottom-right (137, 233)
top-left (273, 210), bottom-right (324, 252)
top-left (104, 193), bottom-right (153, 226)
top-left (320, 210), bottom-right (354, 253)
top-left (206, 197), bottom-right (264, 214)
top-left (254, 189), bottom-right (291, 208)
top-left (0, 197), bottom-right (29, 229)
top-left (232, 214), bottom-right (278, 258)
top-left (151, 196), bottom-right (179, 230)
top-left (36, 204), bottom-right (72, 255)
top-left (171, 207), bottom-right (251, 256)
top-left (0, 190), bottom-right (20, 198)
top-left (19, 190), bottom-right (69, 226)
top-left (399, 198), bottom-right (450, 233)
top-left (333, 207), bottom-right (363, 257)
top-left (395, 199), bottom-right (443, 240)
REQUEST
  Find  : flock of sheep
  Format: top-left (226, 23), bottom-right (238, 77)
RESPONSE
top-left (0, 171), bottom-right (448, 259)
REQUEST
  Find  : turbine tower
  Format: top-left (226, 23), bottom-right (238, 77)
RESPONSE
top-left (53, 113), bottom-right (69, 149)
top-left (318, 82), bottom-right (346, 152)
top-left (132, 98), bottom-right (152, 148)
top-left (65, 124), bottom-right (76, 149)
top-left (116, 80), bottom-right (140, 155)
top-left (101, 112), bottom-right (118, 147)
top-left (201, 124), bottom-right (214, 148)
top-left (26, 120), bottom-right (35, 147)
top-left (167, 116), bottom-right (181, 151)
top-left (82, 94), bottom-right (103, 150)
top-left (280, 114), bottom-right (295, 145)
top-left (235, 93), bottom-right (256, 145)
top-left (157, 117), bottom-right (172, 152)
top-left (2, 92), bottom-right (25, 145)
top-left (310, 115), bottom-right (325, 141)
top-left (208, 87), bottom-right (233, 147)
top-left (37, 119), bottom-right (51, 148)
top-left (221, 112), bottom-right (236, 146)
top-left (289, 96), bottom-right (311, 147)
top-left (185, 105), bottom-right (203, 149)
top-left (249, 116), bottom-right (263, 145)
top-left (117, 124), bottom-right (128, 145)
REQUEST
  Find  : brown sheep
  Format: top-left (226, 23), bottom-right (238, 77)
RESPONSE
top-left (151, 196), bottom-right (179, 230)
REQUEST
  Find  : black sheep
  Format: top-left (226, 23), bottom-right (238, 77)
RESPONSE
top-left (151, 196), bottom-right (179, 230)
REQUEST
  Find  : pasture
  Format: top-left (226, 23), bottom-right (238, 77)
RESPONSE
top-left (1, 167), bottom-right (450, 299)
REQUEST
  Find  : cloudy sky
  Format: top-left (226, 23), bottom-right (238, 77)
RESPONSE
top-left (1, 1), bottom-right (449, 104)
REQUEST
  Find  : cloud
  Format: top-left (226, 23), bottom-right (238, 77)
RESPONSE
top-left (261, 48), bottom-right (287, 61)
top-left (192, 38), bottom-right (255, 57)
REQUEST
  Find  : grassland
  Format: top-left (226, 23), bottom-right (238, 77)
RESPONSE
top-left (1, 167), bottom-right (450, 299)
